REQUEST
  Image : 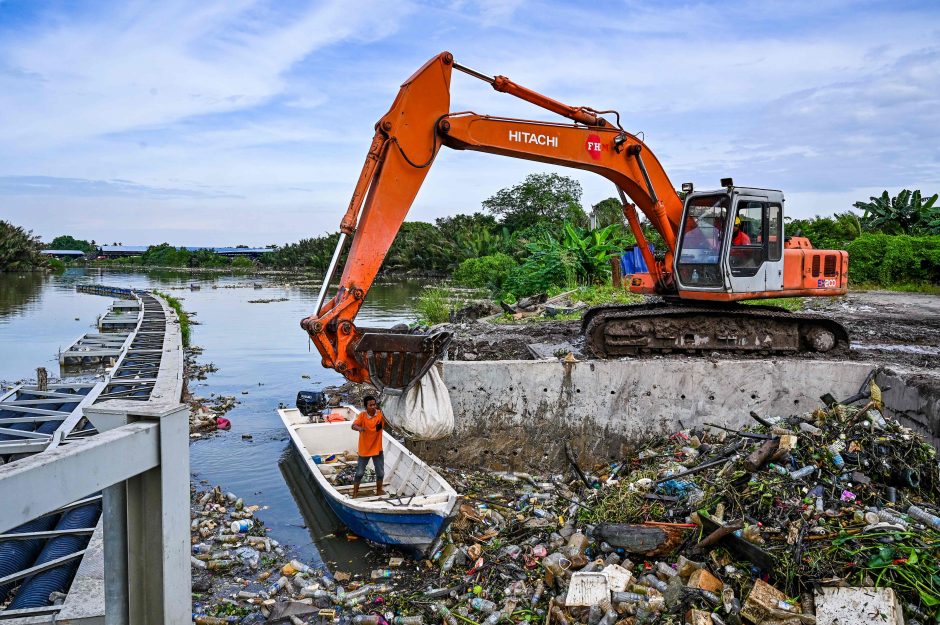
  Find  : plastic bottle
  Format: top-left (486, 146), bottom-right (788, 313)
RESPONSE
top-left (530, 579), bottom-right (544, 606)
top-left (877, 508), bottom-right (909, 527)
top-left (828, 442), bottom-right (845, 469)
top-left (190, 556), bottom-right (207, 569)
top-left (300, 587), bottom-right (332, 600)
top-left (640, 574), bottom-right (667, 592)
top-left (790, 466), bottom-right (815, 480)
top-left (907, 505), bottom-right (940, 530)
top-left (541, 552), bottom-right (570, 577)
top-left (343, 584), bottom-right (377, 600)
top-left (393, 618), bottom-right (424, 625)
top-left (265, 575), bottom-right (289, 597)
top-left (655, 561), bottom-right (677, 578)
top-left (192, 542), bottom-right (212, 554)
top-left (371, 568), bottom-right (394, 579)
top-left (206, 559), bottom-right (234, 571)
top-left (611, 591), bottom-right (646, 603)
top-left (432, 604), bottom-right (459, 625)
top-left (217, 534), bottom-right (240, 543)
top-left (352, 616), bottom-right (381, 625)
top-left (230, 519), bottom-right (254, 533)
top-left (567, 532), bottom-right (590, 554)
top-left (766, 463), bottom-right (788, 476)
top-left (470, 598), bottom-right (497, 614)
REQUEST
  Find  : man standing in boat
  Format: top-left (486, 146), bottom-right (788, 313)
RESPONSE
top-left (351, 395), bottom-right (385, 498)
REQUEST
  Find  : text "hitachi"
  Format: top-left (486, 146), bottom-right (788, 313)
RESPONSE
top-left (509, 130), bottom-right (558, 147)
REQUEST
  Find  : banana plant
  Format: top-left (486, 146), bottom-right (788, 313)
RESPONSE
top-left (561, 221), bottom-right (627, 282)
top-left (854, 189), bottom-right (938, 234)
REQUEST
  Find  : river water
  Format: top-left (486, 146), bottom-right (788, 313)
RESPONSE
top-left (0, 268), bottom-right (425, 571)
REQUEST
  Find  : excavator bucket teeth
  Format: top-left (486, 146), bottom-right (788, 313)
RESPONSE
top-left (353, 330), bottom-right (453, 396)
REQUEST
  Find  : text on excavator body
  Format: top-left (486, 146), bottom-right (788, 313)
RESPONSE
top-left (508, 130), bottom-right (558, 147)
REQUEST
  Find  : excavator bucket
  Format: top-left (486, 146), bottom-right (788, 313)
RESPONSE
top-left (353, 329), bottom-right (454, 396)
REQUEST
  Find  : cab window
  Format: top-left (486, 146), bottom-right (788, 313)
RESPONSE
top-left (729, 201), bottom-right (783, 276)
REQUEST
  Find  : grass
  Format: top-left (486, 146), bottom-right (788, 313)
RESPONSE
top-left (492, 284), bottom-right (644, 324)
top-left (566, 285), bottom-right (645, 306)
top-left (152, 290), bottom-right (191, 346)
top-left (742, 297), bottom-right (805, 311)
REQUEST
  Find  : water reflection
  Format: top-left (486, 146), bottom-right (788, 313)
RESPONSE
top-left (0, 272), bottom-right (46, 319)
top-left (1, 267), bottom-right (424, 568)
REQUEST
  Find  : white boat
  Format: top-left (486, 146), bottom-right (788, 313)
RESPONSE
top-left (278, 405), bottom-right (458, 555)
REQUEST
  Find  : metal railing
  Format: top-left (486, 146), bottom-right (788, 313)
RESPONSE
top-left (0, 289), bottom-right (189, 624)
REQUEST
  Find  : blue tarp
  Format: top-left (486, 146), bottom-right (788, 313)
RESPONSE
top-left (621, 244), bottom-right (654, 275)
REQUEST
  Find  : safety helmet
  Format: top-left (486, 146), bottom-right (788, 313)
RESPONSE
top-left (734, 216), bottom-right (742, 226)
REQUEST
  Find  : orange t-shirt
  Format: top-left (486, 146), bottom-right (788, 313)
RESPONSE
top-left (354, 410), bottom-right (384, 457)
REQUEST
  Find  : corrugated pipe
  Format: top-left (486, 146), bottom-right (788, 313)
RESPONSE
top-left (0, 514), bottom-right (60, 603)
top-left (7, 502), bottom-right (101, 610)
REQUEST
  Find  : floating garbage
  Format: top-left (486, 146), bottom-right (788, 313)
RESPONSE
top-left (187, 381), bottom-right (939, 624)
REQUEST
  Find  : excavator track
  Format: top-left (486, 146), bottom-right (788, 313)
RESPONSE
top-left (581, 302), bottom-right (849, 358)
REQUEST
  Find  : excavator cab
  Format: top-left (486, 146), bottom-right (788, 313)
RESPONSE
top-left (674, 186), bottom-right (785, 296)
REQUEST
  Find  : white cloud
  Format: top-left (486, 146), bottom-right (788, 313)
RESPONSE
top-left (0, 0), bottom-right (938, 244)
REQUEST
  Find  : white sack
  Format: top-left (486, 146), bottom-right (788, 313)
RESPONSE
top-left (381, 364), bottom-right (454, 440)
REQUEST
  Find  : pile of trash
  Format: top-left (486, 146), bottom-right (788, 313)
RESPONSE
top-left (188, 383), bottom-right (939, 624)
top-left (189, 395), bottom-right (237, 437)
top-left (415, 382), bottom-right (938, 625)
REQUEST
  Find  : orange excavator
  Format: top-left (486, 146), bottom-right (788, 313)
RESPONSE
top-left (301, 52), bottom-right (849, 394)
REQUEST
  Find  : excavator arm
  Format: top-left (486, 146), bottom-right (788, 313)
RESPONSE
top-left (301, 51), bottom-right (685, 391)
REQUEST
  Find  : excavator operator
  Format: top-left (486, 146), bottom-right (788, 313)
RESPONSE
top-left (731, 216), bottom-right (751, 245)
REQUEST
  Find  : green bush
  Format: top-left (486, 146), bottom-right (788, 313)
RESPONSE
top-left (503, 239), bottom-right (577, 297)
top-left (847, 234), bottom-right (940, 286)
top-left (452, 253), bottom-right (517, 290)
top-left (416, 287), bottom-right (452, 325)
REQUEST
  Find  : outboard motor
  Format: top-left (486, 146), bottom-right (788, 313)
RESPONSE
top-left (296, 391), bottom-right (327, 416)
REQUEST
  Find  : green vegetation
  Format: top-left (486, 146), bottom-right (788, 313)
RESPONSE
top-left (743, 297), bottom-right (804, 311)
top-left (846, 233), bottom-right (940, 287)
top-left (416, 287), bottom-right (455, 325)
top-left (0, 220), bottom-right (47, 272)
top-left (566, 285), bottom-right (644, 307)
top-left (153, 290), bottom-right (191, 346)
top-left (452, 253), bottom-right (517, 290)
top-left (853, 189), bottom-right (939, 235)
top-left (47, 234), bottom-right (94, 253)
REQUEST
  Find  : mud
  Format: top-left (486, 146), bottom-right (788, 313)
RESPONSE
top-left (448, 291), bottom-right (940, 370)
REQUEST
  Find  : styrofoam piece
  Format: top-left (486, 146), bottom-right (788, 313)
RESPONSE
top-left (815, 587), bottom-right (903, 625)
top-left (565, 571), bottom-right (610, 607)
top-left (602, 563), bottom-right (633, 592)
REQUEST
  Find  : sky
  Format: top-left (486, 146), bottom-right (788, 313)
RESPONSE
top-left (1, 0), bottom-right (938, 247)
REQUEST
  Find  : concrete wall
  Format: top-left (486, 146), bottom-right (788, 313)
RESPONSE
top-left (878, 367), bottom-right (940, 449)
top-left (409, 359), bottom-right (878, 471)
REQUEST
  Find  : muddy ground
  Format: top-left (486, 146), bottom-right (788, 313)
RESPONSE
top-left (446, 290), bottom-right (940, 370)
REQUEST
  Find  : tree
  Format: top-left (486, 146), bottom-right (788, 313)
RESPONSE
top-left (854, 189), bottom-right (938, 235)
top-left (482, 173), bottom-right (587, 231)
top-left (0, 221), bottom-right (47, 271)
top-left (591, 197), bottom-right (624, 228)
top-left (787, 212), bottom-right (863, 249)
top-left (48, 235), bottom-right (94, 253)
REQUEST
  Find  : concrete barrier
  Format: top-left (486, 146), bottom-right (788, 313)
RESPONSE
top-left (407, 358), bottom-right (938, 470)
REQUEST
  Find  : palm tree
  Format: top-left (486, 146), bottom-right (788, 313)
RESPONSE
top-left (0, 221), bottom-right (47, 271)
